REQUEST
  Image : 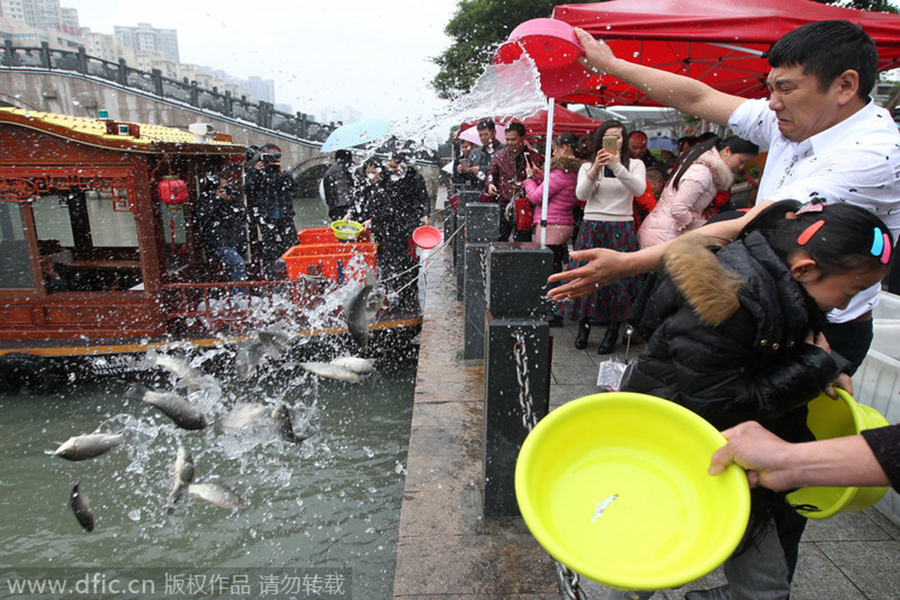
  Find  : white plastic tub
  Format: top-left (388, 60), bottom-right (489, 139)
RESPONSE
top-left (851, 291), bottom-right (900, 525)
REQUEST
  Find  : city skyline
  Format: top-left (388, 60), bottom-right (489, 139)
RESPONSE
top-left (54, 0), bottom-right (459, 125)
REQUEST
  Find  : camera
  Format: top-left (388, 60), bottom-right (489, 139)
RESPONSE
top-left (261, 152), bottom-right (282, 173)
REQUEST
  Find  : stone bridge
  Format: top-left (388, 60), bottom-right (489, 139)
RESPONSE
top-left (0, 63), bottom-right (439, 198)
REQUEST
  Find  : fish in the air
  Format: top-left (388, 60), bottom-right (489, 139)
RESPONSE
top-left (126, 383), bottom-right (208, 430)
top-left (166, 444), bottom-right (195, 514)
top-left (69, 481), bottom-right (94, 532)
top-left (299, 362), bottom-right (359, 382)
top-left (186, 480), bottom-right (245, 510)
top-left (344, 272), bottom-right (384, 350)
top-left (330, 356), bottom-right (376, 374)
top-left (51, 432), bottom-right (125, 461)
top-left (271, 404), bottom-right (315, 444)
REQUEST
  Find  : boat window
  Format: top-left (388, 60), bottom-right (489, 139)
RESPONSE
top-left (32, 190), bottom-right (143, 293)
top-left (0, 203), bottom-right (36, 289)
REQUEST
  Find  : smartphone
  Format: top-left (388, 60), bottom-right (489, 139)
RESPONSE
top-left (602, 135), bottom-right (618, 155)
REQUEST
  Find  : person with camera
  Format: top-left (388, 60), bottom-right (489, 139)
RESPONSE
top-left (194, 172), bottom-right (248, 287)
top-left (244, 143), bottom-right (300, 279)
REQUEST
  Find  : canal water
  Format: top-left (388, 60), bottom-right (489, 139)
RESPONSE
top-left (0, 195), bottom-right (419, 599)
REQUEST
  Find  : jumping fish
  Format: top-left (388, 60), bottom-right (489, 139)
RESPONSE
top-left (329, 356), bottom-right (376, 374)
top-left (187, 481), bottom-right (245, 510)
top-left (69, 481), bottom-right (94, 532)
top-left (234, 340), bottom-right (269, 381)
top-left (51, 432), bottom-right (125, 461)
top-left (257, 324), bottom-right (293, 357)
top-left (166, 444), bottom-right (195, 514)
top-left (144, 350), bottom-right (210, 390)
top-left (218, 403), bottom-right (269, 433)
top-left (344, 272), bottom-right (381, 350)
top-left (299, 362), bottom-right (359, 382)
top-left (271, 404), bottom-right (315, 444)
top-left (126, 383), bottom-right (208, 430)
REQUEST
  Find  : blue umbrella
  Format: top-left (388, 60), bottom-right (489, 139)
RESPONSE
top-left (320, 118), bottom-right (391, 152)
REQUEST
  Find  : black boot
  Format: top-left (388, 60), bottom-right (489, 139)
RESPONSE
top-left (574, 318), bottom-right (590, 349)
top-left (597, 322), bottom-right (620, 355)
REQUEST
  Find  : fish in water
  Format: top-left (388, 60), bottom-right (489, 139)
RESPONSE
top-left (186, 480), bottom-right (245, 510)
top-left (344, 271), bottom-right (382, 350)
top-left (330, 356), bottom-right (376, 374)
top-left (299, 361), bottom-right (359, 382)
top-left (218, 403), bottom-right (269, 433)
top-left (234, 340), bottom-right (269, 381)
top-left (167, 444), bottom-right (195, 514)
top-left (69, 481), bottom-right (94, 532)
top-left (51, 432), bottom-right (125, 461)
top-left (126, 383), bottom-right (208, 430)
top-left (271, 404), bottom-right (315, 444)
top-left (257, 324), bottom-right (293, 357)
top-left (144, 349), bottom-right (211, 390)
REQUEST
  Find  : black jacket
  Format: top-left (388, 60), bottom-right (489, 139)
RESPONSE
top-left (380, 167), bottom-right (429, 242)
top-left (244, 167), bottom-right (298, 221)
top-left (624, 231), bottom-right (844, 440)
top-left (323, 160), bottom-right (354, 214)
top-left (194, 189), bottom-right (247, 255)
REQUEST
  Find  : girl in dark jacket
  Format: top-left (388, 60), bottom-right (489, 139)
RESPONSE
top-left (621, 200), bottom-right (893, 600)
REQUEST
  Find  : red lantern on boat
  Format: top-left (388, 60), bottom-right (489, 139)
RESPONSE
top-left (158, 176), bottom-right (189, 208)
top-left (158, 175), bottom-right (189, 252)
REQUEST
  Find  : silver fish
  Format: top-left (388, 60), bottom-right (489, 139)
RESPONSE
top-left (126, 383), bottom-right (208, 430)
top-left (218, 403), bottom-right (269, 432)
top-left (167, 445), bottom-right (195, 514)
top-left (187, 481), bottom-right (245, 509)
top-left (344, 272), bottom-right (380, 350)
top-left (145, 350), bottom-right (209, 390)
top-left (271, 404), bottom-right (315, 444)
top-left (329, 356), bottom-right (376, 374)
top-left (234, 340), bottom-right (269, 381)
top-left (69, 481), bottom-right (94, 532)
top-left (52, 432), bottom-right (125, 461)
top-left (300, 361), bottom-right (359, 382)
top-left (257, 325), bottom-right (293, 357)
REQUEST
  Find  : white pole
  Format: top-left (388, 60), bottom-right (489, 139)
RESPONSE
top-left (540, 98), bottom-right (555, 247)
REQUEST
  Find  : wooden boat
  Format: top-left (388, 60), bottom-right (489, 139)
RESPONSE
top-left (0, 108), bottom-right (422, 392)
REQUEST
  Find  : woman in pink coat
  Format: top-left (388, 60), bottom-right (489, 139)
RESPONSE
top-left (523, 132), bottom-right (583, 270)
top-left (638, 136), bottom-right (758, 248)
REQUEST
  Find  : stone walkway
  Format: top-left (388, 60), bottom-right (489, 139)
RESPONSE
top-left (393, 245), bottom-right (900, 599)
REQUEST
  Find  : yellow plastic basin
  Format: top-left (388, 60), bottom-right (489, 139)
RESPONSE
top-left (787, 389), bottom-right (889, 519)
top-left (515, 392), bottom-right (750, 591)
top-left (330, 219), bottom-right (364, 241)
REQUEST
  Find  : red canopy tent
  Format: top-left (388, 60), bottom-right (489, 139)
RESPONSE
top-left (523, 103), bottom-right (606, 142)
top-left (552, 0), bottom-right (900, 105)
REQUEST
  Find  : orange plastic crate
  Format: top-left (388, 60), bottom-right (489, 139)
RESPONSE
top-left (282, 243), bottom-right (378, 282)
top-left (297, 227), bottom-right (371, 244)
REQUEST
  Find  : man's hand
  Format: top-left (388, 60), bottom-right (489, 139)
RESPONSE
top-left (487, 183), bottom-right (498, 196)
top-left (575, 28), bottom-right (622, 76)
top-left (422, 216), bottom-right (430, 226)
top-left (708, 421), bottom-right (796, 491)
top-left (546, 248), bottom-right (631, 300)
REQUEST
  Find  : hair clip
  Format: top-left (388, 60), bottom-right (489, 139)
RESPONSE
top-left (872, 228), bottom-right (892, 264)
top-left (797, 220), bottom-right (825, 245)
top-left (795, 200), bottom-right (826, 215)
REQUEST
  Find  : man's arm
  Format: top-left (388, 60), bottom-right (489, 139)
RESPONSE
top-left (547, 201), bottom-right (771, 300)
top-left (708, 421), bottom-right (889, 491)
top-left (575, 28), bottom-right (745, 128)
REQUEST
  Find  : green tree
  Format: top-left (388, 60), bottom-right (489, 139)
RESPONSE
top-left (431, 0), bottom-right (595, 100)
top-left (814, 0), bottom-right (897, 12)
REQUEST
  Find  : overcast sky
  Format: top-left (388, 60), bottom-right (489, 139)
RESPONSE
top-left (64, 0), bottom-right (460, 124)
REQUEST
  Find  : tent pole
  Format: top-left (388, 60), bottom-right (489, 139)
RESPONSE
top-left (540, 98), bottom-right (555, 247)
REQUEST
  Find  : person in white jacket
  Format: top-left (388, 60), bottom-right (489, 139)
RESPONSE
top-left (638, 136), bottom-right (758, 248)
top-left (558, 120), bottom-right (646, 353)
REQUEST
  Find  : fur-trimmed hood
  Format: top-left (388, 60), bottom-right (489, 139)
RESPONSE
top-left (663, 232), bottom-right (743, 326)
top-left (550, 155), bottom-right (583, 174)
top-left (695, 148), bottom-right (734, 191)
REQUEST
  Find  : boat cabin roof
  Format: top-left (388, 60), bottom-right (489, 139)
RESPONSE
top-left (0, 107), bottom-right (243, 155)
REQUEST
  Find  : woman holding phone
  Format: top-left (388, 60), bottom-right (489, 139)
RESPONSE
top-left (558, 120), bottom-right (647, 353)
